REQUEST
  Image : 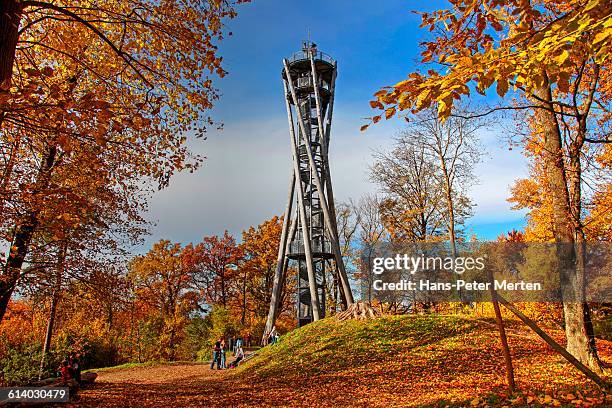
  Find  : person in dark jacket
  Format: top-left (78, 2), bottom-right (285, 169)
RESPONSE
top-left (210, 338), bottom-right (222, 369)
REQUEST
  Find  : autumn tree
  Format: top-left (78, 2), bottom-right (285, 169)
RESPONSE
top-left (192, 231), bottom-right (243, 307)
top-left (129, 240), bottom-right (202, 360)
top-left (0, 0), bottom-right (244, 323)
top-left (367, 0), bottom-right (610, 371)
top-left (510, 116), bottom-right (611, 242)
top-left (16, 204), bottom-right (138, 373)
top-left (239, 216), bottom-right (287, 326)
top-left (370, 143), bottom-right (448, 241)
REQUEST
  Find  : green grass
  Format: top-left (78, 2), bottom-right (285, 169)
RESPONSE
top-left (236, 314), bottom-right (480, 378)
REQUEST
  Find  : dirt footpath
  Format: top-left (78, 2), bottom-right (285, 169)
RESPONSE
top-left (74, 363), bottom-right (246, 407)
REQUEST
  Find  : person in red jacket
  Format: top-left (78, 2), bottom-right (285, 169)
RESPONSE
top-left (59, 360), bottom-right (72, 384)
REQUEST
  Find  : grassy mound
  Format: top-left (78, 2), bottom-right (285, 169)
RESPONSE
top-left (234, 314), bottom-right (610, 407)
top-left (240, 314), bottom-right (478, 378)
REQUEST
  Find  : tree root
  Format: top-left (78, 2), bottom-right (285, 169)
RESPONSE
top-left (335, 301), bottom-right (381, 321)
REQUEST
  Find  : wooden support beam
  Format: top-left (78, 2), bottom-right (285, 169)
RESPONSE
top-left (283, 59), bottom-right (354, 306)
top-left (283, 78), bottom-right (321, 321)
top-left (279, 215), bottom-right (298, 295)
top-left (323, 62), bottom-right (337, 149)
top-left (313, 60), bottom-right (347, 308)
top-left (487, 270), bottom-right (515, 392)
top-left (265, 216), bottom-right (298, 344)
top-left (308, 53), bottom-right (354, 306)
top-left (263, 173), bottom-right (295, 342)
top-left (497, 294), bottom-right (608, 389)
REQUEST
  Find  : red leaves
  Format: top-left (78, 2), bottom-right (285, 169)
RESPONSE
top-left (496, 78), bottom-right (509, 97)
top-left (369, 100), bottom-right (383, 109)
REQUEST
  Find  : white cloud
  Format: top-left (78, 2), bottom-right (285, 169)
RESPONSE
top-left (143, 112), bottom-right (528, 247)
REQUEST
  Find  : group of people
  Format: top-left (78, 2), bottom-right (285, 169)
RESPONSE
top-left (210, 330), bottom-right (282, 370)
top-left (228, 333), bottom-right (251, 350)
top-left (210, 336), bottom-right (246, 370)
top-left (58, 353), bottom-right (82, 385)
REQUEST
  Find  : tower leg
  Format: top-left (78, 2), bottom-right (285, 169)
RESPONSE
top-left (283, 78), bottom-right (322, 321)
top-left (308, 54), bottom-right (353, 307)
top-left (277, 215), bottom-right (297, 307)
top-left (263, 173), bottom-right (295, 344)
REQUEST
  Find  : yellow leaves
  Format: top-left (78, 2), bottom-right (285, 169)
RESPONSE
top-left (592, 26), bottom-right (611, 45)
top-left (437, 99), bottom-right (450, 120)
top-left (555, 50), bottom-right (569, 66)
top-left (384, 107), bottom-right (396, 119)
top-left (415, 89), bottom-right (431, 110)
top-left (514, 72), bottom-right (526, 88)
top-left (397, 92), bottom-right (413, 110)
top-left (540, 394), bottom-right (559, 406)
top-left (368, 0), bottom-right (610, 127)
top-left (584, 0), bottom-right (600, 12)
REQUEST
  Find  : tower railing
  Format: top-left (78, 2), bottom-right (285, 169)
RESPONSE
top-left (288, 50), bottom-right (335, 65)
top-left (288, 239), bottom-right (332, 256)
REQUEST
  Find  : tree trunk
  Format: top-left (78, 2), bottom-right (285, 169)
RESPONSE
top-left (439, 160), bottom-right (463, 302)
top-left (241, 268), bottom-right (247, 325)
top-left (565, 113), bottom-right (601, 370)
top-left (488, 269), bottom-right (515, 391)
top-left (220, 271), bottom-right (227, 307)
top-left (0, 0), bottom-right (22, 129)
top-left (40, 295), bottom-right (59, 374)
top-left (336, 264), bottom-right (348, 310)
top-left (0, 134), bottom-right (21, 216)
top-left (439, 160), bottom-right (457, 259)
top-left (39, 242), bottom-right (67, 378)
top-left (0, 144), bottom-right (57, 323)
top-left (0, 0), bottom-right (21, 90)
top-left (533, 79), bottom-right (601, 372)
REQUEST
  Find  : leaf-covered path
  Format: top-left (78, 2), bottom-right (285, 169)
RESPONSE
top-left (74, 316), bottom-right (612, 407)
top-left (74, 363), bottom-right (244, 407)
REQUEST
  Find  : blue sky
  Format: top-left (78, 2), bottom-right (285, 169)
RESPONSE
top-left (143, 0), bottom-right (528, 247)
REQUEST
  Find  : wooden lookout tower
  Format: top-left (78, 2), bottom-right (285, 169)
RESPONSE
top-left (264, 42), bottom-right (354, 339)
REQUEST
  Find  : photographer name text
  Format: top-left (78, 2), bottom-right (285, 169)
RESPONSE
top-left (373, 279), bottom-right (542, 292)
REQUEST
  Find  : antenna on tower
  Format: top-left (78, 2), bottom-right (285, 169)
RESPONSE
top-left (303, 28), bottom-right (312, 52)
